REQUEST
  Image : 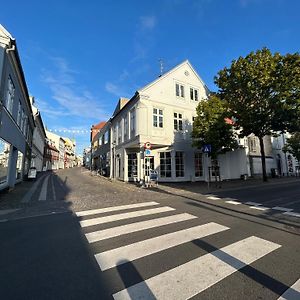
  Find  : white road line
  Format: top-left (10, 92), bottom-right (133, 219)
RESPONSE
top-left (225, 200), bottom-right (241, 205)
top-left (283, 212), bottom-right (300, 218)
top-left (272, 207), bottom-right (293, 212)
top-left (245, 202), bottom-right (261, 206)
top-left (86, 213), bottom-right (197, 243)
top-left (38, 175), bottom-right (50, 201)
top-left (207, 196), bottom-right (221, 200)
top-left (76, 202), bottom-right (159, 217)
top-left (95, 222), bottom-right (229, 271)
top-left (249, 206), bottom-right (270, 211)
top-left (51, 175), bottom-right (56, 201)
top-left (277, 278), bottom-right (300, 299)
top-left (21, 173), bottom-right (48, 203)
top-left (79, 207), bottom-right (175, 228)
top-left (113, 236), bottom-right (281, 300)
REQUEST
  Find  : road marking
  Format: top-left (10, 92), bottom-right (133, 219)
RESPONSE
top-left (21, 173), bottom-right (48, 203)
top-left (51, 175), bottom-right (56, 201)
top-left (85, 213), bottom-right (197, 243)
top-left (113, 236), bottom-right (281, 300)
top-left (207, 196), bottom-right (221, 200)
top-left (249, 206), bottom-right (270, 211)
top-left (0, 209), bottom-right (20, 216)
top-left (283, 212), bottom-right (300, 218)
top-left (277, 278), bottom-right (300, 299)
top-left (280, 199), bottom-right (300, 207)
top-left (95, 222), bottom-right (229, 271)
top-left (76, 202), bottom-right (159, 217)
top-left (38, 175), bottom-right (50, 201)
top-left (272, 206), bottom-right (293, 212)
top-left (245, 202), bottom-right (261, 206)
top-left (79, 207), bottom-right (175, 228)
top-left (225, 200), bottom-right (241, 205)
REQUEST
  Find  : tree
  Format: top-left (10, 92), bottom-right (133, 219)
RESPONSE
top-left (215, 48), bottom-right (300, 181)
top-left (192, 94), bottom-right (238, 159)
top-left (283, 132), bottom-right (300, 163)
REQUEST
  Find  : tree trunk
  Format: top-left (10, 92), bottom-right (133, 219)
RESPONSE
top-left (259, 136), bottom-right (268, 182)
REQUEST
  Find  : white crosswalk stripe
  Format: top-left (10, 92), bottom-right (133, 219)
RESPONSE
top-left (76, 201), bottom-right (159, 217)
top-left (85, 213), bottom-right (197, 243)
top-left (79, 206), bottom-right (175, 227)
top-left (113, 236), bottom-right (281, 300)
top-left (277, 278), bottom-right (300, 299)
top-left (95, 222), bottom-right (229, 271)
top-left (77, 203), bottom-right (285, 299)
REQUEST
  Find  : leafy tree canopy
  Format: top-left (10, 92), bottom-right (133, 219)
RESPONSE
top-left (283, 132), bottom-right (300, 163)
top-left (215, 47), bottom-right (300, 138)
top-left (192, 94), bottom-right (237, 159)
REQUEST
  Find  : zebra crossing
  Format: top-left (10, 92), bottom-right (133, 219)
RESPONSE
top-left (75, 201), bottom-right (300, 300)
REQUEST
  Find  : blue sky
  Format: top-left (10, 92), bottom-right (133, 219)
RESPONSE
top-left (1, 0), bottom-right (299, 154)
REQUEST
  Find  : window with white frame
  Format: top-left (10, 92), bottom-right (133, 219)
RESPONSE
top-left (175, 151), bottom-right (184, 177)
top-left (23, 115), bottom-right (28, 137)
top-left (190, 87), bottom-right (199, 101)
top-left (194, 152), bottom-right (203, 177)
top-left (160, 152), bottom-right (171, 178)
top-left (113, 126), bottom-right (117, 144)
top-left (153, 108), bottom-right (163, 128)
top-left (124, 115), bottom-right (128, 141)
top-left (175, 83), bottom-right (185, 98)
top-left (174, 112), bottom-right (183, 131)
top-left (17, 100), bottom-right (22, 127)
top-left (130, 108), bottom-right (136, 137)
top-left (104, 131), bottom-right (109, 144)
top-left (118, 120), bottom-right (122, 144)
top-left (5, 76), bottom-right (15, 114)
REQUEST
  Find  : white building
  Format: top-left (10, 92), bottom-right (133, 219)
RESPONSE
top-left (95, 60), bottom-right (289, 183)
top-left (272, 133), bottom-right (299, 176)
top-left (109, 60), bottom-right (211, 182)
top-left (30, 97), bottom-right (46, 172)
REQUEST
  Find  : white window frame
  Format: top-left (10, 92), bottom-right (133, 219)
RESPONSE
top-left (118, 120), bottom-right (122, 144)
top-left (194, 152), bottom-right (203, 177)
top-left (6, 76), bottom-right (15, 114)
top-left (159, 152), bottom-right (172, 178)
top-left (174, 112), bottom-right (183, 131)
top-left (153, 108), bottom-right (163, 128)
top-left (130, 108), bottom-right (136, 137)
top-left (124, 115), bottom-right (128, 142)
top-left (175, 83), bottom-right (185, 98)
top-left (175, 151), bottom-right (184, 177)
top-left (190, 87), bottom-right (199, 101)
top-left (17, 100), bottom-right (22, 127)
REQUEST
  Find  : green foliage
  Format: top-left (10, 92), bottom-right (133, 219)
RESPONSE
top-left (282, 132), bottom-right (300, 162)
top-left (192, 94), bottom-right (237, 159)
top-left (215, 47), bottom-right (300, 138)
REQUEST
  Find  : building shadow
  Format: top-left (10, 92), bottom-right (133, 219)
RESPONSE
top-left (115, 259), bottom-right (156, 299)
top-left (191, 238), bottom-right (300, 298)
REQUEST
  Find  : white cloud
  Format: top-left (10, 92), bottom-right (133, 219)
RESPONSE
top-left (140, 16), bottom-right (156, 30)
top-left (40, 57), bottom-right (109, 119)
top-left (105, 82), bottom-right (126, 97)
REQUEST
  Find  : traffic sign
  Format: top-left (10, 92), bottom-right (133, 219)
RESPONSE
top-left (145, 149), bottom-right (151, 156)
top-left (203, 144), bottom-right (212, 153)
top-left (144, 142), bottom-right (152, 149)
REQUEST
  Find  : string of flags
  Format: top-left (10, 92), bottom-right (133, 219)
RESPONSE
top-left (48, 129), bottom-right (102, 134)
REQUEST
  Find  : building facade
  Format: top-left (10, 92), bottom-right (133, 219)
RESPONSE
top-left (30, 96), bottom-right (46, 172)
top-left (0, 25), bottom-right (35, 190)
top-left (108, 60), bottom-right (211, 182)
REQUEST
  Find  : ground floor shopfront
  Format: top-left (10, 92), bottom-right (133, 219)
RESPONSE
top-left (111, 143), bottom-right (259, 183)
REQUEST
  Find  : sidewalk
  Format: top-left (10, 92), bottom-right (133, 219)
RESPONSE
top-left (155, 176), bottom-right (300, 196)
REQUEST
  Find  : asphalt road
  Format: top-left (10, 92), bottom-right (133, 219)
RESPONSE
top-left (0, 167), bottom-right (299, 300)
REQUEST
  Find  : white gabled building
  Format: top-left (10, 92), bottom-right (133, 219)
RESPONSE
top-left (110, 60), bottom-right (211, 182)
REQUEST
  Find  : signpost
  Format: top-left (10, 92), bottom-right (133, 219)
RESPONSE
top-left (202, 144), bottom-right (212, 190)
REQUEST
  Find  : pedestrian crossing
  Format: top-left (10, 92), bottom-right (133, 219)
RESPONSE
top-left (75, 201), bottom-right (299, 299)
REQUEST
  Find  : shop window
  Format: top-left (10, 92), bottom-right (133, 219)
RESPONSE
top-left (160, 152), bottom-right (171, 177)
top-left (0, 138), bottom-right (11, 184)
